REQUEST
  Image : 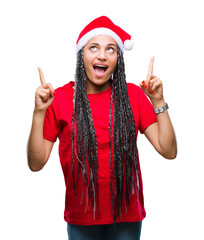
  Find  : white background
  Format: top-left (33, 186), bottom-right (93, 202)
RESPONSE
top-left (0, 0), bottom-right (204, 239)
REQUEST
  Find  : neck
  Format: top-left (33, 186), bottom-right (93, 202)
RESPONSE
top-left (86, 79), bottom-right (112, 94)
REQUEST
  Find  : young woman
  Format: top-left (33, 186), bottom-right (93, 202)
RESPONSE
top-left (27, 16), bottom-right (177, 240)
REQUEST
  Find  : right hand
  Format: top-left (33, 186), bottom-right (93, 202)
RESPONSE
top-left (34, 67), bottom-right (55, 113)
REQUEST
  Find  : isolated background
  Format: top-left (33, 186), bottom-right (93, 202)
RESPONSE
top-left (0, 0), bottom-right (203, 239)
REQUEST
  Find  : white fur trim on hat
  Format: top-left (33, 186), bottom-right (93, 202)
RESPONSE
top-left (76, 28), bottom-right (124, 54)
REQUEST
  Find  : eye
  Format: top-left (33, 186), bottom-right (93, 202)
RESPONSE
top-left (108, 47), bottom-right (115, 53)
top-left (90, 46), bottom-right (97, 51)
top-left (107, 47), bottom-right (114, 53)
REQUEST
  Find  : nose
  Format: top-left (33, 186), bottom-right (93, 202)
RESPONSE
top-left (97, 49), bottom-right (107, 61)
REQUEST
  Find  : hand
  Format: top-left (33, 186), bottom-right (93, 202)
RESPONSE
top-left (140, 57), bottom-right (164, 105)
top-left (34, 67), bottom-right (55, 113)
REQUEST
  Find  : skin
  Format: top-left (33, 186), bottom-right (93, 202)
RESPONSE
top-left (27, 68), bottom-right (55, 171)
top-left (83, 35), bottom-right (118, 94)
top-left (27, 35), bottom-right (177, 172)
top-left (141, 57), bottom-right (177, 159)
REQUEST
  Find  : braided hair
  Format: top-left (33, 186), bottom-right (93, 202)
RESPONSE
top-left (71, 47), bottom-right (139, 221)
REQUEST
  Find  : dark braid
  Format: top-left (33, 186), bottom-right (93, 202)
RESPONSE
top-left (71, 47), bottom-right (139, 221)
top-left (71, 49), bottom-right (99, 219)
top-left (110, 48), bottom-right (139, 220)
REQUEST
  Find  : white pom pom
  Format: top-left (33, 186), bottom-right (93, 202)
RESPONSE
top-left (124, 40), bottom-right (133, 50)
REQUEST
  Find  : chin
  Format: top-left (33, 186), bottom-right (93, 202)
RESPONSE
top-left (91, 77), bottom-right (111, 86)
top-left (86, 77), bottom-right (112, 93)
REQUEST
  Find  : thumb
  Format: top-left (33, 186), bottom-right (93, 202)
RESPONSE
top-left (140, 80), bottom-right (146, 88)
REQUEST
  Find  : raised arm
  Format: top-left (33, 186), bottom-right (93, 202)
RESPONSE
top-left (27, 67), bottom-right (55, 171)
top-left (140, 57), bottom-right (177, 159)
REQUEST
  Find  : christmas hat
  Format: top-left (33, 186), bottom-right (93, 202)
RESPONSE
top-left (76, 16), bottom-right (133, 54)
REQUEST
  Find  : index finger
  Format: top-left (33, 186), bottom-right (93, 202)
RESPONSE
top-left (147, 56), bottom-right (155, 76)
top-left (38, 67), bottom-right (46, 85)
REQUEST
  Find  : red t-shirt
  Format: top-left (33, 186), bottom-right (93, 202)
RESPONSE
top-left (43, 81), bottom-right (157, 225)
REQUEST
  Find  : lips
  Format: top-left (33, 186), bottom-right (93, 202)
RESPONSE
top-left (93, 64), bottom-right (108, 77)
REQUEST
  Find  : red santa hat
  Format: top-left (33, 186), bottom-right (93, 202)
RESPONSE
top-left (76, 16), bottom-right (133, 54)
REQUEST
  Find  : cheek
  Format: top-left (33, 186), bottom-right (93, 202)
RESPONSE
top-left (112, 54), bottom-right (117, 65)
top-left (83, 53), bottom-right (94, 72)
top-left (83, 58), bottom-right (91, 74)
top-left (84, 65), bottom-right (92, 78)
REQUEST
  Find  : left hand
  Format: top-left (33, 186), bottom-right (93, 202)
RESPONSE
top-left (140, 57), bottom-right (164, 103)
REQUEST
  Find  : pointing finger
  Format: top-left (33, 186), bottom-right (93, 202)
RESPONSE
top-left (146, 57), bottom-right (155, 81)
top-left (38, 67), bottom-right (46, 85)
top-left (148, 57), bottom-right (155, 76)
top-left (145, 57), bottom-right (155, 89)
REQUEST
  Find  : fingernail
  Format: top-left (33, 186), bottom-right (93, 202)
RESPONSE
top-left (45, 100), bottom-right (48, 103)
top-left (148, 90), bottom-right (151, 93)
top-left (150, 90), bottom-right (154, 93)
top-left (53, 92), bottom-right (55, 97)
top-left (145, 85), bottom-right (148, 89)
top-left (142, 81), bottom-right (145, 85)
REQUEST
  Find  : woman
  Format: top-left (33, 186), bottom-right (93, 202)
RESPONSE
top-left (27, 16), bottom-right (177, 240)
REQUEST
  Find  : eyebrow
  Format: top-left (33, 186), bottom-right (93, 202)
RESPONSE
top-left (90, 42), bottom-right (117, 47)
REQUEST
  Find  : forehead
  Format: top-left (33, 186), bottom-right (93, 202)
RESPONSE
top-left (86, 35), bottom-right (117, 46)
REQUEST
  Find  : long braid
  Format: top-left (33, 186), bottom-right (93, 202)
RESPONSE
top-left (110, 48), bottom-right (139, 220)
top-left (109, 78), bottom-right (115, 219)
top-left (71, 47), bottom-right (139, 222)
top-left (71, 49), bottom-right (99, 218)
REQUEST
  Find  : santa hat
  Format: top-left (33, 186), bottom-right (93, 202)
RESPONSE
top-left (76, 16), bottom-right (133, 54)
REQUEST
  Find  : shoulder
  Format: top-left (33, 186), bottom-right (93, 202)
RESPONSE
top-left (48, 81), bottom-right (74, 112)
top-left (127, 82), bottom-right (142, 93)
top-left (53, 81), bottom-right (74, 103)
top-left (126, 82), bottom-right (143, 100)
top-left (127, 82), bottom-right (150, 99)
top-left (55, 81), bottom-right (74, 97)
top-left (126, 82), bottom-right (152, 110)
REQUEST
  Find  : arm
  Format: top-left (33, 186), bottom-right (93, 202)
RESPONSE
top-left (143, 103), bottom-right (177, 159)
top-left (27, 68), bottom-right (55, 171)
top-left (27, 111), bottom-right (54, 171)
top-left (140, 57), bottom-right (177, 159)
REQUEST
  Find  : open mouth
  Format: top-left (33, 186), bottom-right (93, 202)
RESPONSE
top-left (93, 65), bottom-right (108, 76)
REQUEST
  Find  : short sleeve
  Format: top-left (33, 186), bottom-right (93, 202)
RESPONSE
top-left (43, 101), bottom-right (60, 142)
top-left (138, 88), bottom-right (157, 133)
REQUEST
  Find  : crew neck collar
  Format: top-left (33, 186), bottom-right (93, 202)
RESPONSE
top-left (69, 81), bottom-right (112, 96)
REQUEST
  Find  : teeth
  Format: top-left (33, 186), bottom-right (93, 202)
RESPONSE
top-left (94, 65), bottom-right (107, 68)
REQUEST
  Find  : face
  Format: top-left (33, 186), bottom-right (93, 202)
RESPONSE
top-left (83, 35), bottom-right (117, 94)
